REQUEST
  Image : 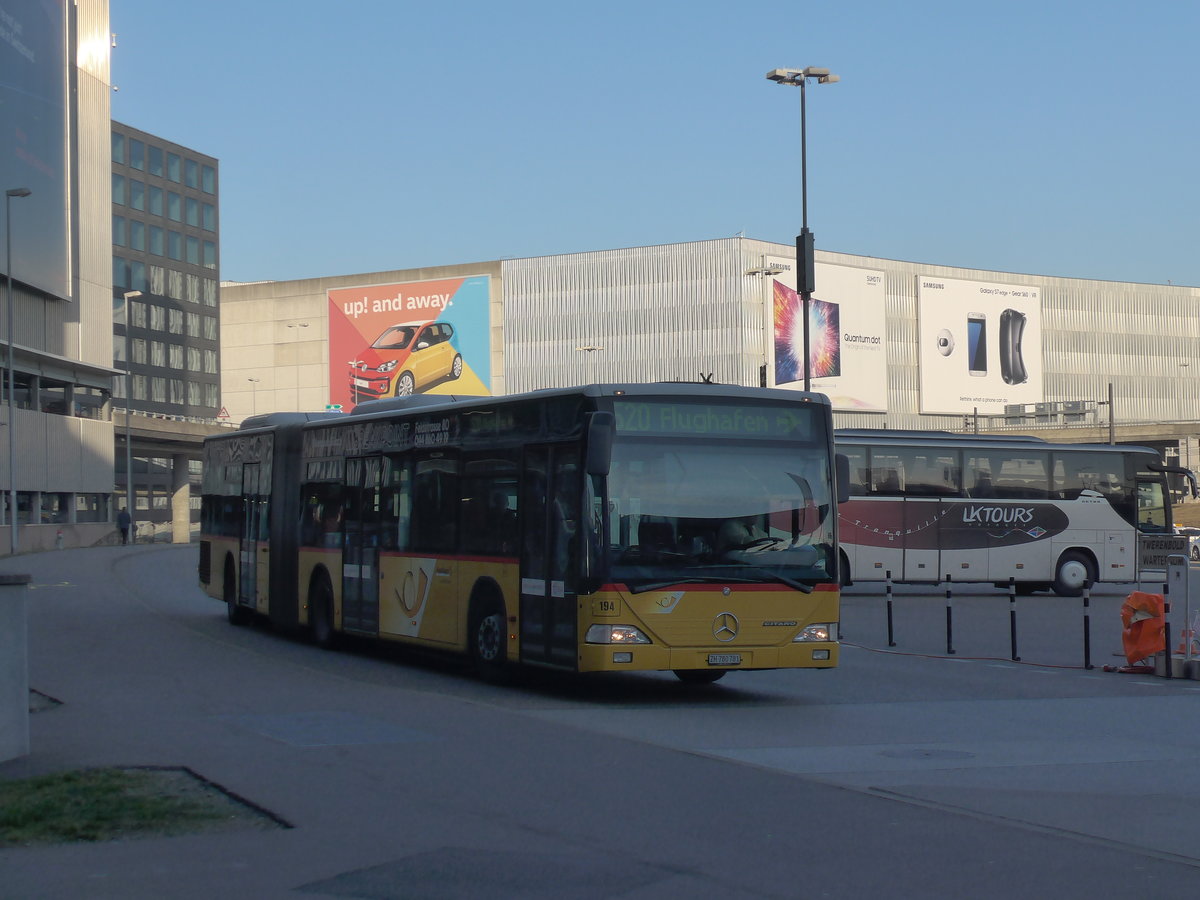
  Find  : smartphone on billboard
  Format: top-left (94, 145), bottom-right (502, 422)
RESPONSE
top-left (967, 313), bottom-right (987, 377)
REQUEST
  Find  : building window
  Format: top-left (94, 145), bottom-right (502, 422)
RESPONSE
top-left (40, 378), bottom-right (69, 415)
top-left (132, 338), bottom-right (147, 364)
top-left (186, 197), bottom-right (198, 227)
top-left (187, 381), bottom-right (201, 405)
top-left (169, 345), bottom-right (183, 369)
top-left (76, 494), bottom-right (107, 524)
top-left (74, 386), bottom-right (109, 420)
top-left (168, 308), bottom-right (183, 334)
top-left (204, 349), bottom-right (218, 373)
top-left (185, 159), bottom-right (198, 188)
top-left (149, 226), bottom-right (164, 256)
top-left (186, 312), bottom-right (200, 337)
top-left (149, 186), bottom-right (163, 216)
top-left (167, 192), bottom-right (181, 222)
top-left (170, 379), bottom-right (185, 404)
top-left (186, 274), bottom-right (200, 303)
top-left (150, 306), bottom-right (166, 331)
top-left (151, 377), bottom-right (167, 403)
top-left (201, 164), bottom-right (216, 193)
top-left (149, 265), bottom-right (165, 294)
top-left (112, 131), bottom-right (125, 165)
top-left (113, 215), bottom-right (126, 247)
top-left (202, 279), bottom-right (217, 307)
top-left (204, 384), bottom-right (219, 408)
top-left (203, 241), bottom-right (217, 269)
top-left (132, 374), bottom-right (147, 401)
top-left (130, 261), bottom-right (146, 292)
top-left (187, 347), bottom-right (201, 371)
top-left (168, 231), bottom-right (182, 260)
top-left (203, 316), bottom-right (217, 340)
top-left (168, 270), bottom-right (184, 300)
top-left (148, 145), bottom-right (163, 177)
top-left (129, 139), bottom-right (144, 171)
top-left (129, 220), bottom-right (145, 252)
top-left (202, 203), bottom-right (215, 231)
top-left (113, 257), bottom-right (128, 289)
top-left (167, 153), bottom-right (181, 182)
top-left (112, 174), bottom-right (125, 205)
top-left (129, 180), bottom-right (144, 211)
top-left (129, 300), bottom-right (147, 328)
top-left (186, 236), bottom-right (199, 265)
top-left (151, 341), bottom-right (165, 367)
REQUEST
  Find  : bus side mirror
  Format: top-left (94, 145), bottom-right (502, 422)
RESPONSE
top-left (586, 411), bottom-right (615, 476)
top-left (835, 453), bottom-right (850, 504)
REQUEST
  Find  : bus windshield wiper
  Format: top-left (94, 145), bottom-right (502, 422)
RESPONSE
top-left (628, 575), bottom-right (762, 594)
top-left (705, 565), bottom-right (815, 594)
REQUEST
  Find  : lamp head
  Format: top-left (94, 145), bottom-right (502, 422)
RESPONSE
top-left (5, 188), bottom-right (31, 199)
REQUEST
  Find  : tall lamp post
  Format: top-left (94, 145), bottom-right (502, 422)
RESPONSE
top-left (766, 67), bottom-right (839, 392)
top-left (287, 321), bottom-right (309, 410)
top-left (247, 377), bottom-right (260, 416)
top-left (5, 187), bottom-right (31, 554)
top-left (122, 290), bottom-right (142, 533)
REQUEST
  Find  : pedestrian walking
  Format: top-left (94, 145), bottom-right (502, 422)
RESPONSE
top-left (117, 508), bottom-right (131, 545)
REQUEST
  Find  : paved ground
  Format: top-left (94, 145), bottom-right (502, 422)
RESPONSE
top-left (2, 545), bottom-right (1199, 898)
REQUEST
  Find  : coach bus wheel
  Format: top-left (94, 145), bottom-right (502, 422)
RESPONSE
top-left (224, 557), bottom-right (250, 626)
top-left (674, 669), bottom-right (727, 684)
top-left (470, 600), bottom-right (507, 682)
top-left (1052, 551), bottom-right (1096, 598)
top-left (311, 579), bottom-right (338, 649)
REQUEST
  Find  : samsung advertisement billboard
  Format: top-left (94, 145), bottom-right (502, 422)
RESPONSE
top-left (0, 0), bottom-right (71, 299)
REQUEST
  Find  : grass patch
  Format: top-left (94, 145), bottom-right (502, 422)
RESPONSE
top-left (0, 767), bottom-right (270, 847)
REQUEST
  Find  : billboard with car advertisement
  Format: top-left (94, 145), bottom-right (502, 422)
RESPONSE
top-left (768, 259), bottom-right (888, 412)
top-left (328, 275), bottom-right (491, 411)
top-left (917, 276), bottom-right (1042, 415)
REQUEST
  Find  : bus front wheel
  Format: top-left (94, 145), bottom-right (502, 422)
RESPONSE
top-left (1053, 551), bottom-right (1096, 598)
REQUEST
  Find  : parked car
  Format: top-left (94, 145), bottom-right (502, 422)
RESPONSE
top-left (348, 321), bottom-right (463, 402)
top-left (1175, 526), bottom-right (1200, 561)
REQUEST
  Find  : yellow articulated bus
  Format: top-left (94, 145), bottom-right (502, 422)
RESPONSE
top-left (199, 383), bottom-right (847, 684)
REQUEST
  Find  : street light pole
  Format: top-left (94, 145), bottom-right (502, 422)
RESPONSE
top-left (247, 377), bottom-right (260, 416)
top-left (5, 187), bottom-right (31, 554)
top-left (766, 67), bottom-right (839, 392)
top-left (122, 290), bottom-right (142, 535)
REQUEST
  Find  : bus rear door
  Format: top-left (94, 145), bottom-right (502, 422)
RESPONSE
top-left (341, 456), bottom-right (382, 636)
top-left (239, 463), bottom-right (268, 612)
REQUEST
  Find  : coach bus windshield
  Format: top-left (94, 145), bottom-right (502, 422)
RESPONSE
top-left (599, 437), bottom-right (835, 592)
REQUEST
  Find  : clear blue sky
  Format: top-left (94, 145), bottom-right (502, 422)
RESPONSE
top-left (110, 0), bottom-right (1200, 287)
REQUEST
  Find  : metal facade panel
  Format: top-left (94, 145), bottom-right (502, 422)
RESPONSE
top-left (502, 240), bottom-right (766, 392)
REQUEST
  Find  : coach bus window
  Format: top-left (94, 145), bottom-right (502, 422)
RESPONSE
top-left (841, 447), bottom-right (867, 495)
top-left (900, 450), bottom-right (961, 496)
top-left (411, 455), bottom-right (459, 553)
top-left (380, 457), bottom-right (412, 552)
top-left (870, 452), bottom-right (904, 494)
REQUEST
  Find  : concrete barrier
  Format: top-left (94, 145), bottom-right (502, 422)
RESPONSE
top-left (0, 573), bottom-right (33, 762)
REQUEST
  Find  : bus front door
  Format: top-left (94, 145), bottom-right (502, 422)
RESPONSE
top-left (239, 463), bottom-right (268, 612)
top-left (341, 456), bottom-right (382, 636)
top-left (519, 446), bottom-right (580, 668)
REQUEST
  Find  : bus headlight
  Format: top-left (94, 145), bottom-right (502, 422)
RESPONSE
top-left (585, 624), bottom-right (651, 644)
top-left (793, 623), bottom-right (835, 642)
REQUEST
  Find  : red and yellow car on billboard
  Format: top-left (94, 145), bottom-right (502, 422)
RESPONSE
top-left (348, 320), bottom-right (463, 402)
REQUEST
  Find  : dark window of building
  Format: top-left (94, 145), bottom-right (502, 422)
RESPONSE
top-left (74, 386), bottom-right (109, 420)
top-left (185, 159), bottom-right (198, 188)
top-left (112, 173), bottom-right (125, 205)
top-left (129, 179), bottom-right (144, 211)
top-left (129, 139), bottom-right (144, 171)
top-left (167, 153), bottom-right (181, 182)
top-left (201, 165), bottom-right (215, 193)
top-left (203, 241), bottom-right (217, 269)
top-left (41, 378), bottom-right (69, 415)
top-left (149, 226), bottom-right (164, 256)
top-left (113, 257), bottom-right (128, 289)
top-left (148, 145), bottom-right (163, 177)
top-left (129, 220), bottom-right (145, 252)
top-left (186, 236), bottom-right (199, 265)
top-left (168, 231), bottom-right (182, 261)
top-left (112, 131), bottom-right (125, 165)
top-left (202, 203), bottom-right (215, 231)
top-left (149, 186), bottom-right (163, 216)
top-left (167, 192), bottom-right (181, 222)
top-left (113, 215), bottom-right (126, 247)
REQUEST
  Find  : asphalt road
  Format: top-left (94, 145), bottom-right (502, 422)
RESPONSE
top-left (2, 546), bottom-right (1199, 898)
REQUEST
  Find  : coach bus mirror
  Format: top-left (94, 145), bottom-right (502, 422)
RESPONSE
top-left (586, 412), bottom-right (615, 476)
top-left (835, 453), bottom-right (850, 504)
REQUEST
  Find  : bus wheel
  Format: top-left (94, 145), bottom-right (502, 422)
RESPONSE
top-left (1052, 551), bottom-right (1095, 598)
top-left (224, 557), bottom-right (250, 626)
top-left (470, 600), bottom-right (507, 682)
top-left (674, 669), bottom-right (727, 685)
top-left (311, 579), bottom-right (338, 649)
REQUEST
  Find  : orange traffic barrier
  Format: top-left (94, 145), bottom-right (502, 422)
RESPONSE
top-left (1121, 591), bottom-right (1166, 666)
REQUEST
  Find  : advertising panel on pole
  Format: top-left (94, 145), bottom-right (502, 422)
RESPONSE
top-left (917, 276), bottom-right (1042, 415)
top-left (769, 259), bottom-right (888, 412)
top-left (328, 275), bottom-right (491, 411)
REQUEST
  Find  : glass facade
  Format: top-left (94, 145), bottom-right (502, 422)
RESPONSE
top-left (112, 121), bottom-right (221, 527)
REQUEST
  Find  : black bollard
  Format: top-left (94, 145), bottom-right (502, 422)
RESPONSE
top-left (1082, 581), bottom-right (1093, 670)
top-left (1008, 576), bottom-right (1020, 662)
top-left (945, 573), bottom-right (956, 655)
top-left (886, 570), bottom-right (896, 647)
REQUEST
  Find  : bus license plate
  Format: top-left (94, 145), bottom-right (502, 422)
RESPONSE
top-left (708, 653), bottom-right (741, 666)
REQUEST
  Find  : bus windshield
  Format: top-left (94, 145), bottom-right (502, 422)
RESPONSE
top-left (601, 437), bottom-right (835, 590)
